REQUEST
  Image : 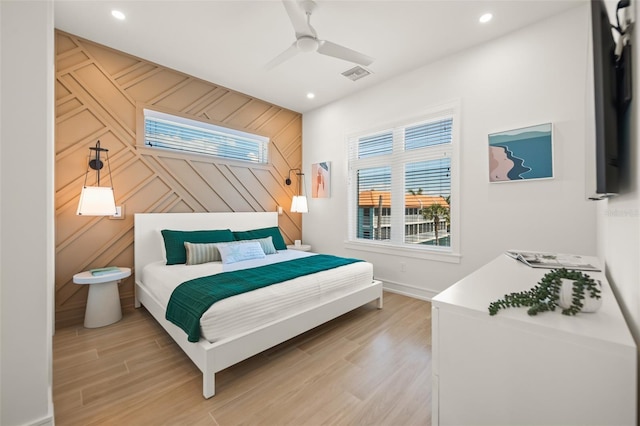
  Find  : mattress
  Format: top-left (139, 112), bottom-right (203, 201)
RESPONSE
top-left (141, 250), bottom-right (374, 342)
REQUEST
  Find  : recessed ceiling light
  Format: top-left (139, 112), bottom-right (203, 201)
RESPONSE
top-left (111, 10), bottom-right (126, 20)
top-left (479, 13), bottom-right (493, 24)
top-left (306, 93), bottom-right (315, 99)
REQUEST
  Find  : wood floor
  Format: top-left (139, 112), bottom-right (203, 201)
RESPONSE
top-left (53, 291), bottom-right (432, 425)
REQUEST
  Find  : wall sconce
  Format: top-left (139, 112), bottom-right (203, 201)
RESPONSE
top-left (285, 168), bottom-right (308, 213)
top-left (76, 141), bottom-right (117, 216)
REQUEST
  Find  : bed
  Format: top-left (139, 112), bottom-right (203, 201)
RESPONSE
top-left (134, 212), bottom-right (383, 398)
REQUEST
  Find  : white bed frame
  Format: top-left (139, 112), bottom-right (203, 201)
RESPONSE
top-left (134, 212), bottom-right (383, 398)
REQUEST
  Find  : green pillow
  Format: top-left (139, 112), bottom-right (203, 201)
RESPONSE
top-left (233, 226), bottom-right (287, 251)
top-left (161, 229), bottom-right (234, 265)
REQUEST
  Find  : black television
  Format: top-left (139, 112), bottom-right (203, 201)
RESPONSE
top-left (590, 0), bottom-right (632, 199)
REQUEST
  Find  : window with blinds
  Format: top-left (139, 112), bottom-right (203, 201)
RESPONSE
top-left (143, 109), bottom-right (269, 164)
top-left (348, 115), bottom-right (455, 251)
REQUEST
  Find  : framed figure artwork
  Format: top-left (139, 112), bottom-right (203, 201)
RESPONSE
top-left (311, 161), bottom-right (330, 198)
top-left (488, 123), bottom-right (553, 183)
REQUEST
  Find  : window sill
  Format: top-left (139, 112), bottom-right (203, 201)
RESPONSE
top-left (134, 144), bottom-right (271, 169)
top-left (343, 240), bottom-right (461, 263)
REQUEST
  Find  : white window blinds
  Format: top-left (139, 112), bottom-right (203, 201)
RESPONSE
top-left (143, 109), bottom-right (269, 164)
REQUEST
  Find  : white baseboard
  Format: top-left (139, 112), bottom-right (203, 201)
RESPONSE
top-left (29, 396), bottom-right (54, 426)
top-left (29, 413), bottom-right (54, 426)
top-left (381, 279), bottom-right (439, 301)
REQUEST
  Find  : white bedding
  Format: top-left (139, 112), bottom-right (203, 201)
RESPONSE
top-left (141, 250), bottom-right (374, 342)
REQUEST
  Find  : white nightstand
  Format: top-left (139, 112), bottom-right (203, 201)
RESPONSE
top-left (73, 267), bottom-right (131, 328)
top-left (287, 244), bottom-right (311, 252)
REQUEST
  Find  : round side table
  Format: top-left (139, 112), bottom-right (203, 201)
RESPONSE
top-left (73, 267), bottom-right (131, 328)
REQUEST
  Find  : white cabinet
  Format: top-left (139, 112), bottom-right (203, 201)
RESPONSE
top-left (432, 255), bottom-right (636, 425)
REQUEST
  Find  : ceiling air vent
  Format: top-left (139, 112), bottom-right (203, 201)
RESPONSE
top-left (341, 66), bottom-right (372, 82)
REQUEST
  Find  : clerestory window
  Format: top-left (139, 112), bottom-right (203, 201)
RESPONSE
top-left (143, 109), bottom-right (269, 164)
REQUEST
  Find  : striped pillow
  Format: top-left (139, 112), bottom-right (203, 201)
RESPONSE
top-left (246, 236), bottom-right (277, 255)
top-left (184, 242), bottom-right (222, 265)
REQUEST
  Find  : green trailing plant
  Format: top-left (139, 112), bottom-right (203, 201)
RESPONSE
top-left (488, 268), bottom-right (601, 316)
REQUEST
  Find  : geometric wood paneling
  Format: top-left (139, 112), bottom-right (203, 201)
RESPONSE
top-left (55, 30), bottom-right (302, 329)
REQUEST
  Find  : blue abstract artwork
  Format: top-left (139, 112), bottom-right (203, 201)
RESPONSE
top-left (488, 123), bottom-right (553, 182)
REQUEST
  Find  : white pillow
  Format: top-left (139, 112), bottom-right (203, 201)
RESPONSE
top-left (214, 241), bottom-right (266, 264)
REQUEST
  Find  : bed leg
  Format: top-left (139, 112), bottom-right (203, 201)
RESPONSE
top-left (377, 295), bottom-right (383, 309)
top-left (203, 373), bottom-right (215, 399)
top-left (134, 292), bottom-right (141, 308)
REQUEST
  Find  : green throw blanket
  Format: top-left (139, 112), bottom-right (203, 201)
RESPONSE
top-left (166, 254), bottom-right (364, 342)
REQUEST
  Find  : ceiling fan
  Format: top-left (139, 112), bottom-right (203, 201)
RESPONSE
top-left (266, 0), bottom-right (375, 69)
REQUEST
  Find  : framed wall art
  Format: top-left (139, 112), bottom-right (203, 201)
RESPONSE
top-left (488, 123), bottom-right (553, 183)
top-left (311, 161), bottom-right (330, 198)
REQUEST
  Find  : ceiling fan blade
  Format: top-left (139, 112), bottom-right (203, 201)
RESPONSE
top-left (266, 43), bottom-right (299, 70)
top-left (282, 0), bottom-right (314, 38)
top-left (317, 40), bottom-right (374, 66)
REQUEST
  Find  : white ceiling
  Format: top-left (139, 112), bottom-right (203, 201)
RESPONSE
top-left (54, 0), bottom-right (584, 113)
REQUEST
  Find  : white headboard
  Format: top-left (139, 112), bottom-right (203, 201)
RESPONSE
top-left (134, 212), bottom-right (279, 281)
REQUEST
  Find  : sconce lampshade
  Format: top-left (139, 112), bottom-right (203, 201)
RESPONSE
top-left (76, 140), bottom-right (117, 216)
top-left (77, 186), bottom-right (117, 216)
top-left (290, 195), bottom-right (308, 213)
top-left (286, 168), bottom-right (308, 213)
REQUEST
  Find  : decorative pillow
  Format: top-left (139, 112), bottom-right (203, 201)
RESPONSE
top-left (233, 226), bottom-right (287, 250)
top-left (184, 242), bottom-right (222, 265)
top-left (161, 229), bottom-right (234, 265)
top-left (184, 236), bottom-right (276, 265)
top-left (214, 241), bottom-right (266, 264)
top-left (248, 236), bottom-right (277, 255)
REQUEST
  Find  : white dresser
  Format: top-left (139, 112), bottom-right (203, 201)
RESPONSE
top-left (432, 254), bottom-right (636, 425)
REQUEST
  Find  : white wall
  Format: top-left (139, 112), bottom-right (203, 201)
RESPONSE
top-left (600, 1), bottom-right (640, 342)
top-left (0, 1), bottom-right (55, 425)
top-left (303, 4), bottom-right (597, 299)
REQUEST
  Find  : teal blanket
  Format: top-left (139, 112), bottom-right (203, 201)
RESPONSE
top-left (165, 254), bottom-right (363, 342)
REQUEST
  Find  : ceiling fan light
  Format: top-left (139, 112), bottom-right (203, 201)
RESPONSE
top-left (297, 37), bottom-right (318, 52)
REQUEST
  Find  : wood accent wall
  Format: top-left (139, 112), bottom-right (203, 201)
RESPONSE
top-left (55, 31), bottom-right (302, 328)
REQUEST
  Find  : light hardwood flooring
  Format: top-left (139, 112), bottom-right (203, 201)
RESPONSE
top-left (53, 291), bottom-right (432, 425)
